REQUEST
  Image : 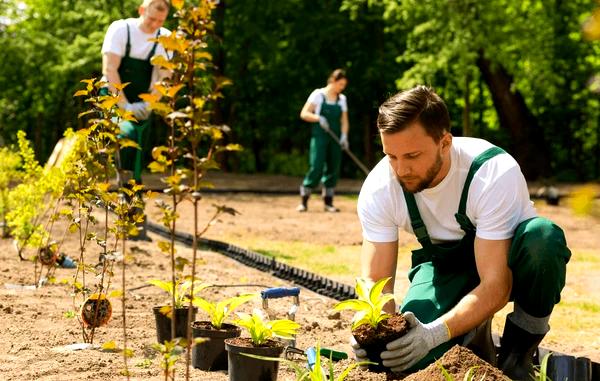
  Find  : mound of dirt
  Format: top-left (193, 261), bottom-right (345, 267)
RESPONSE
top-left (403, 345), bottom-right (509, 381)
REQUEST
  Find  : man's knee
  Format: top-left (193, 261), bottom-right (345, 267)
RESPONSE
top-left (511, 217), bottom-right (571, 268)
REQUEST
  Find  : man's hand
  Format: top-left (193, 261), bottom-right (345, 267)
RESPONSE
top-left (380, 312), bottom-right (450, 372)
top-left (340, 133), bottom-right (349, 150)
top-left (349, 335), bottom-right (369, 368)
top-left (318, 115), bottom-right (330, 131)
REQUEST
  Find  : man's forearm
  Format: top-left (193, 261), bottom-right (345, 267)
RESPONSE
top-left (442, 280), bottom-right (510, 338)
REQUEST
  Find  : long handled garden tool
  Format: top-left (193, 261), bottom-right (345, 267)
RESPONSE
top-left (323, 128), bottom-right (370, 176)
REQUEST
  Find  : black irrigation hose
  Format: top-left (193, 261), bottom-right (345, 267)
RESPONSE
top-left (145, 220), bottom-right (357, 301)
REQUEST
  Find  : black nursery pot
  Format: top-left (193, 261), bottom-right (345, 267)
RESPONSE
top-left (362, 341), bottom-right (389, 372)
top-left (225, 338), bottom-right (284, 381)
top-left (192, 321), bottom-right (241, 371)
top-left (152, 306), bottom-right (197, 343)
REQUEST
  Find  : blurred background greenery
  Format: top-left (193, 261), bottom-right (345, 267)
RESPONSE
top-left (1, 0), bottom-right (600, 181)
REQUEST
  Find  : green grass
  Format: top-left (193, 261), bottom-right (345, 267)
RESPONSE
top-left (250, 241), bottom-right (356, 276)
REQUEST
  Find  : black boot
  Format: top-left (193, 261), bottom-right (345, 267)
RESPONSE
top-left (323, 196), bottom-right (339, 212)
top-left (498, 318), bottom-right (545, 380)
top-left (465, 317), bottom-right (496, 366)
top-left (296, 195), bottom-right (309, 212)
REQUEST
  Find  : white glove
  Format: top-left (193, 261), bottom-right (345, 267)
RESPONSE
top-left (339, 133), bottom-right (349, 150)
top-left (349, 335), bottom-right (369, 368)
top-left (318, 116), bottom-right (330, 131)
top-left (380, 312), bottom-right (450, 372)
top-left (124, 102), bottom-right (150, 121)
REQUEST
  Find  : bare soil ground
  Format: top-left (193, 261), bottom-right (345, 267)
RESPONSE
top-left (1, 173), bottom-right (599, 380)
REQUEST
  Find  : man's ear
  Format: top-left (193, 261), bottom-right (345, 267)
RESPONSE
top-left (441, 132), bottom-right (452, 150)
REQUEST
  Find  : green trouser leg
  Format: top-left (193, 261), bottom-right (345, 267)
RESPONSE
top-left (508, 217), bottom-right (571, 317)
top-left (119, 119), bottom-right (151, 183)
top-left (302, 128), bottom-right (329, 189)
top-left (321, 134), bottom-right (342, 188)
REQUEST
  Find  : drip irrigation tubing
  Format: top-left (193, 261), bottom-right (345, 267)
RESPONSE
top-left (144, 220), bottom-right (357, 301)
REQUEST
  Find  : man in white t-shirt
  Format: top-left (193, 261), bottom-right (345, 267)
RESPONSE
top-left (101, 0), bottom-right (170, 183)
top-left (352, 86), bottom-right (570, 380)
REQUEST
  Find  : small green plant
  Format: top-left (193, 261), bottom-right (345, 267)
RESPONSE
top-left (193, 292), bottom-right (256, 329)
top-left (332, 277), bottom-right (395, 330)
top-left (235, 309), bottom-right (301, 346)
top-left (149, 278), bottom-right (209, 316)
top-left (152, 338), bottom-right (186, 381)
top-left (437, 362), bottom-right (487, 381)
top-left (533, 352), bottom-right (552, 381)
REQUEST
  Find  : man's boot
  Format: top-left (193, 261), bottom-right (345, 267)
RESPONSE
top-left (465, 317), bottom-right (496, 366)
top-left (323, 195), bottom-right (339, 212)
top-left (296, 195), bottom-right (309, 212)
top-left (498, 317), bottom-right (546, 380)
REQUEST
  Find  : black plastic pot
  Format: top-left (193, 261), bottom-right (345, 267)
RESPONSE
top-left (192, 321), bottom-right (241, 371)
top-left (225, 338), bottom-right (284, 381)
top-left (362, 342), bottom-right (388, 372)
top-left (152, 306), bottom-right (197, 343)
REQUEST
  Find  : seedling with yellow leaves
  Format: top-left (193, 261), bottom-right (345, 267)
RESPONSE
top-left (193, 293), bottom-right (256, 329)
top-left (235, 309), bottom-right (301, 346)
top-left (333, 277), bottom-right (395, 330)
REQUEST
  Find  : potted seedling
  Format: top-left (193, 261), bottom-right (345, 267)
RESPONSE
top-left (149, 277), bottom-right (203, 343)
top-left (333, 277), bottom-right (409, 372)
top-left (225, 309), bottom-right (301, 381)
top-left (191, 292), bottom-right (256, 370)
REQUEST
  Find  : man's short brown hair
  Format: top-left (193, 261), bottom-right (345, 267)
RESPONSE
top-left (377, 85), bottom-right (450, 142)
top-left (142, 0), bottom-right (170, 12)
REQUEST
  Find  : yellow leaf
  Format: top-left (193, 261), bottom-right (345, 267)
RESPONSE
top-left (154, 84), bottom-right (169, 97)
top-left (172, 0), bottom-right (184, 10)
top-left (196, 51), bottom-right (212, 61)
top-left (167, 84), bottom-right (184, 98)
top-left (108, 290), bottom-right (123, 298)
top-left (151, 55), bottom-right (177, 71)
top-left (120, 139), bottom-right (140, 150)
top-left (102, 341), bottom-right (117, 351)
top-left (113, 82), bottom-right (130, 92)
top-left (148, 161), bottom-right (166, 173)
top-left (73, 90), bottom-right (88, 97)
top-left (139, 93), bottom-right (161, 104)
top-left (100, 97), bottom-right (119, 110)
top-left (97, 183), bottom-right (111, 192)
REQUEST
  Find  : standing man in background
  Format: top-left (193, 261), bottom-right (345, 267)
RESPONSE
top-left (101, 0), bottom-right (170, 184)
top-left (101, 0), bottom-right (171, 240)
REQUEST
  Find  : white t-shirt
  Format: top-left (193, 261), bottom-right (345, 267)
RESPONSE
top-left (357, 137), bottom-right (537, 243)
top-left (101, 18), bottom-right (171, 90)
top-left (307, 88), bottom-right (348, 115)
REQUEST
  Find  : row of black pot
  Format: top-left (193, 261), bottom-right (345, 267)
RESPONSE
top-left (153, 306), bottom-right (284, 381)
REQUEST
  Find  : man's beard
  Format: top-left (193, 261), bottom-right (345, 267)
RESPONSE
top-left (397, 152), bottom-right (443, 194)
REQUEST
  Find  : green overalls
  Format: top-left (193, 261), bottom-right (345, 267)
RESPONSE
top-left (302, 93), bottom-right (343, 190)
top-left (399, 147), bottom-right (571, 371)
top-left (118, 24), bottom-right (160, 183)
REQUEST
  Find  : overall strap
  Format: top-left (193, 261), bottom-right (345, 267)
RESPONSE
top-left (455, 146), bottom-right (506, 232)
top-left (146, 28), bottom-right (161, 61)
top-left (124, 24), bottom-right (131, 57)
top-left (404, 191), bottom-right (433, 248)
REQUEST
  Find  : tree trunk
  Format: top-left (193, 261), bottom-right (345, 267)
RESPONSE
top-left (476, 51), bottom-right (549, 179)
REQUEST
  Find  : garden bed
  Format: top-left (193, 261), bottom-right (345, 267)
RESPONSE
top-left (0, 192), bottom-right (599, 380)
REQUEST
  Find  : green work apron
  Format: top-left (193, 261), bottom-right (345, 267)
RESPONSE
top-left (302, 93), bottom-right (343, 189)
top-left (400, 146), bottom-right (506, 370)
top-left (118, 24), bottom-right (160, 183)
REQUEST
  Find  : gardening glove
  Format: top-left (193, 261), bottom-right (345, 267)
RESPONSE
top-left (339, 133), bottom-right (349, 150)
top-left (349, 335), bottom-right (369, 369)
top-left (318, 115), bottom-right (330, 132)
top-left (124, 102), bottom-right (150, 121)
top-left (380, 311), bottom-right (450, 372)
